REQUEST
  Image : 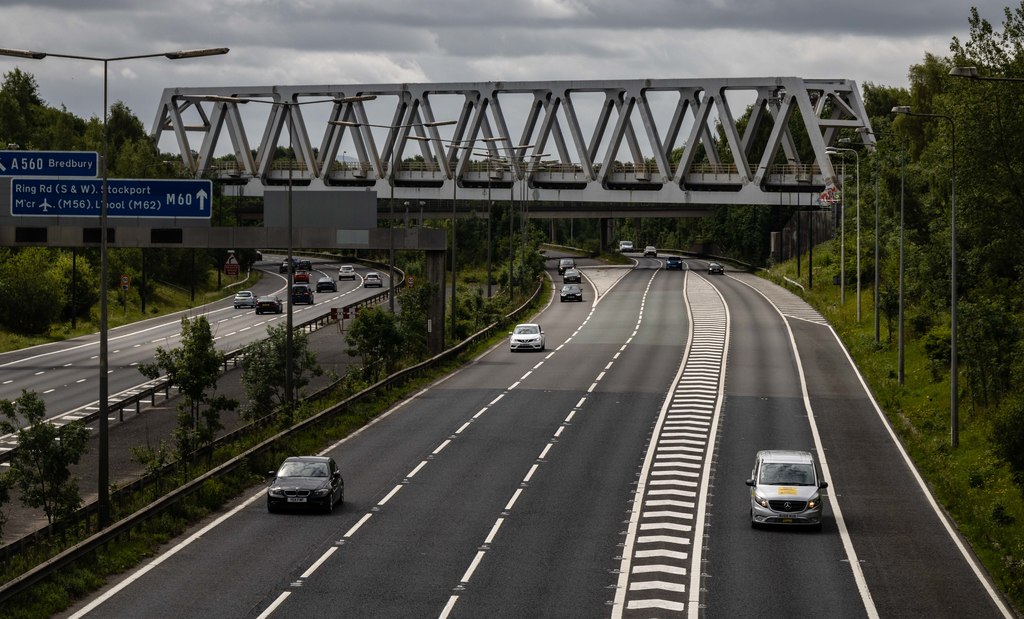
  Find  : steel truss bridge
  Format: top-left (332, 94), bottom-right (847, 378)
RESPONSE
top-left (152, 77), bottom-right (873, 215)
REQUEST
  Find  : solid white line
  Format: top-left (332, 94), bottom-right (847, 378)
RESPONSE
top-left (255, 592), bottom-right (291, 619)
top-left (300, 546), bottom-right (337, 578)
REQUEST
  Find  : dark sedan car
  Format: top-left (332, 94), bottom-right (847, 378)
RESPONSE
top-left (560, 283), bottom-right (583, 302)
top-left (255, 295), bottom-right (283, 314)
top-left (316, 276), bottom-right (337, 293)
top-left (708, 262), bottom-right (725, 275)
top-left (267, 456), bottom-right (345, 513)
top-left (562, 268), bottom-right (582, 284)
top-left (665, 256), bottom-right (683, 270)
top-left (291, 284), bottom-right (315, 305)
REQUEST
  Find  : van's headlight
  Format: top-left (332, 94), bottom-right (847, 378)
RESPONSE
top-left (808, 494), bottom-right (821, 509)
top-left (754, 493), bottom-right (769, 508)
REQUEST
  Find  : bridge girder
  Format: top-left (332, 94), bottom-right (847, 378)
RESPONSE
top-left (152, 77), bottom-right (873, 207)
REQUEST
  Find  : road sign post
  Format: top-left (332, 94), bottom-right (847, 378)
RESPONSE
top-left (10, 178), bottom-right (213, 218)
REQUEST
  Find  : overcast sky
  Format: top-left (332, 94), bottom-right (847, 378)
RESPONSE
top-left (0, 0), bottom-right (1012, 142)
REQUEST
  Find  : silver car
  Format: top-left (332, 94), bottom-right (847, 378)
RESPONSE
top-left (509, 323), bottom-right (545, 352)
top-left (746, 450), bottom-right (828, 529)
top-left (233, 290), bottom-right (257, 308)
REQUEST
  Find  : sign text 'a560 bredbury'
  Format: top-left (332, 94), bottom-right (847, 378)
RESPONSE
top-left (10, 178), bottom-right (213, 218)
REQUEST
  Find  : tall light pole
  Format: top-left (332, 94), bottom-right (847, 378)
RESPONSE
top-left (0, 46), bottom-right (229, 526)
top-left (950, 66), bottom-right (1024, 83)
top-left (190, 95), bottom-right (375, 413)
top-left (827, 143), bottom-right (861, 320)
top-left (892, 105), bottom-right (958, 447)
top-left (333, 119), bottom-right (456, 313)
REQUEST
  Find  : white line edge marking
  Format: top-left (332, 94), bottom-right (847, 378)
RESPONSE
top-left (255, 592), bottom-right (291, 619)
top-left (484, 518), bottom-right (504, 545)
top-left (344, 513), bottom-right (373, 538)
top-left (378, 484), bottom-right (403, 506)
top-left (300, 546), bottom-right (337, 578)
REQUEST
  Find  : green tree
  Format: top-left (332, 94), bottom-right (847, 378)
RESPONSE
top-left (0, 68), bottom-right (45, 147)
top-left (0, 248), bottom-right (67, 333)
top-left (0, 468), bottom-right (11, 537)
top-left (346, 307), bottom-right (403, 382)
top-left (398, 282), bottom-right (435, 360)
top-left (0, 391), bottom-right (89, 524)
top-left (138, 316), bottom-right (237, 461)
top-left (239, 323), bottom-right (322, 422)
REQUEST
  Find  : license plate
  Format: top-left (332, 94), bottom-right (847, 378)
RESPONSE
top-left (287, 497), bottom-right (307, 503)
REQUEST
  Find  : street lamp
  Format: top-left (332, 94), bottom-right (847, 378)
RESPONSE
top-left (827, 142), bottom-right (861, 321)
top-left (892, 105), bottom-right (959, 448)
top-left (0, 45), bottom-right (229, 527)
top-left (188, 94), bottom-right (375, 413)
top-left (332, 119), bottom-right (456, 314)
top-left (950, 66), bottom-right (1024, 83)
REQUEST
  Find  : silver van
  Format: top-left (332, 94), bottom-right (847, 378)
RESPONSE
top-left (746, 450), bottom-right (828, 529)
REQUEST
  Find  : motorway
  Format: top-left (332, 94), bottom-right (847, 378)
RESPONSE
top-left (0, 258), bottom-right (388, 458)
top-left (53, 255), bottom-right (1012, 618)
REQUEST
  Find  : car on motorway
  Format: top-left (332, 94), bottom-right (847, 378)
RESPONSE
top-left (562, 268), bottom-right (582, 284)
top-left (560, 283), bottom-right (583, 302)
top-left (363, 272), bottom-right (383, 288)
top-left (557, 257), bottom-right (576, 275)
top-left (255, 295), bottom-right (283, 314)
top-left (708, 262), bottom-right (725, 275)
top-left (279, 258), bottom-right (296, 273)
top-left (233, 290), bottom-right (257, 308)
top-left (643, 245), bottom-right (657, 257)
top-left (291, 284), bottom-right (315, 305)
top-left (746, 450), bottom-right (828, 529)
top-left (267, 456), bottom-right (345, 513)
top-left (509, 323), bottom-right (545, 352)
top-left (297, 259), bottom-right (313, 271)
top-left (618, 240), bottom-right (634, 252)
top-left (665, 256), bottom-right (683, 270)
top-left (338, 264), bottom-right (356, 280)
top-left (316, 276), bottom-right (337, 293)
top-left (294, 270), bottom-right (310, 284)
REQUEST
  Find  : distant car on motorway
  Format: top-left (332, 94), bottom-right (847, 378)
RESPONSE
top-left (279, 258), bottom-right (296, 274)
top-left (294, 271), bottom-right (310, 284)
top-left (708, 262), bottom-right (725, 275)
top-left (746, 450), bottom-right (828, 530)
top-left (316, 276), bottom-right (337, 293)
top-left (560, 283), bottom-right (583, 302)
top-left (255, 295), bottom-right (283, 314)
top-left (665, 256), bottom-right (683, 270)
top-left (618, 240), bottom-right (634, 252)
top-left (557, 257), bottom-right (576, 275)
top-left (644, 245), bottom-right (657, 257)
top-left (562, 268), bottom-right (582, 284)
top-left (267, 456), bottom-right (345, 513)
top-left (509, 323), bottom-right (545, 352)
top-left (363, 272), bottom-right (383, 288)
top-left (291, 284), bottom-right (315, 305)
top-left (297, 259), bottom-right (313, 271)
top-left (233, 290), bottom-right (256, 308)
top-left (338, 265), bottom-right (356, 280)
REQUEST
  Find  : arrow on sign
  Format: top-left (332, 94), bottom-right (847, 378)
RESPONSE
top-left (0, 160), bottom-right (5, 172)
top-left (197, 188), bottom-right (208, 211)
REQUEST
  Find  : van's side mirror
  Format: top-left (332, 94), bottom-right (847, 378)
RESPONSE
top-left (745, 479), bottom-right (755, 487)
top-left (819, 481), bottom-right (829, 489)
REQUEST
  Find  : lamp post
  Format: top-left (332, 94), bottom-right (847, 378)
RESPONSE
top-left (189, 95), bottom-right (375, 413)
top-left (950, 66), bottom-right (1024, 83)
top-left (892, 105), bottom-right (959, 448)
top-left (0, 46), bottom-right (229, 527)
top-left (333, 119), bottom-right (456, 314)
top-left (827, 143), bottom-right (861, 321)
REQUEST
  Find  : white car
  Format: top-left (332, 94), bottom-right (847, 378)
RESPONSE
top-left (363, 272), bottom-right (383, 288)
top-left (618, 240), bottom-right (634, 252)
top-left (509, 323), bottom-right (545, 352)
top-left (338, 265), bottom-right (356, 280)
top-left (233, 290), bottom-right (257, 308)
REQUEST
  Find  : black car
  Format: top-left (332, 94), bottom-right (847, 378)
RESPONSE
top-left (255, 295), bottom-right (283, 314)
top-left (665, 256), bottom-right (683, 270)
top-left (708, 262), bottom-right (725, 275)
top-left (560, 283), bottom-right (583, 302)
top-left (316, 276), bottom-right (337, 293)
top-left (291, 284), bottom-right (315, 305)
top-left (562, 268), bottom-right (582, 284)
top-left (297, 259), bottom-right (313, 271)
top-left (267, 456), bottom-right (345, 513)
top-left (557, 258), bottom-right (576, 275)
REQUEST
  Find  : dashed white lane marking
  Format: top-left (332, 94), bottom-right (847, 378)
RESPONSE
top-left (613, 271), bottom-right (729, 617)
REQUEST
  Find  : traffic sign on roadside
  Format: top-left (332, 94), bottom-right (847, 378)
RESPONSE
top-left (0, 150), bottom-right (99, 178)
top-left (10, 178), bottom-right (213, 218)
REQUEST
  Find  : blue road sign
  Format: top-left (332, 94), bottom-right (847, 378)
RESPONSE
top-left (10, 178), bottom-right (213, 219)
top-left (0, 150), bottom-right (99, 177)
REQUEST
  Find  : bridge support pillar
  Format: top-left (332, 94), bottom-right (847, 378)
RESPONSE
top-left (426, 249), bottom-right (446, 355)
top-left (600, 218), bottom-right (612, 252)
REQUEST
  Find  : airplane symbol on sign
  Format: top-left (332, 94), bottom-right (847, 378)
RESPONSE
top-left (40, 199), bottom-right (52, 213)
